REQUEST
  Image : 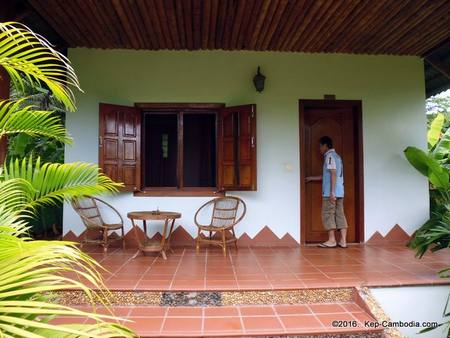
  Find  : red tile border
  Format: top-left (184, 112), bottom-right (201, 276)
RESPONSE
top-left (73, 245), bottom-right (450, 292)
top-left (68, 299), bottom-right (384, 338)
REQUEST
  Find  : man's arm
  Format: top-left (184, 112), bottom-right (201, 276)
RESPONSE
top-left (330, 169), bottom-right (337, 202)
top-left (305, 175), bottom-right (322, 183)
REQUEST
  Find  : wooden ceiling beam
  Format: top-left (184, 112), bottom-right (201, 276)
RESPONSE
top-left (248, 0), bottom-right (271, 50)
top-left (275, 0), bottom-right (306, 50)
top-left (111, 0), bottom-right (138, 49)
top-left (412, 25), bottom-right (450, 56)
top-left (201, 0), bottom-right (211, 49)
top-left (154, 0), bottom-right (174, 49)
top-left (58, 0), bottom-right (96, 47)
top-left (358, 0), bottom-right (414, 54)
top-left (267, 0), bottom-right (296, 50)
top-left (135, 0), bottom-right (157, 49)
top-left (184, 0), bottom-right (194, 50)
top-left (165, 0), bottom-right (181, 49)
top-left (280, 0), bottom-right (313, 50)
top-left (174, 0), bottom-right (186, 49)
top-left (29, 0), bottom-right (77, 46)
top-left (24, 0), bottom-right (450, 56)
top-left (254, 0), bottom-right (278, 50)
top-left (78, 0), bottom-right (110, 48)
top-left (207, 0), bottom-right (218, 49)
top-left (261, 0), bottom-right (288, 50)
top-left (392, 1), bottom-right (450, 55)
top-left (127, 0), bottom-right (151, 49)
top-left (301, 0), bottom-right (341, 52)
top-left (101, 0), bottom-right (128, 47)
top-left (288, 0), bottom-right (329, 51)
top-left (90, 0), bottom-right (119, 48)
top-left (222, 0), bottom-right (236, 50)
top-left (371, 0), bottom-right (439, 54)
top-left (215, 0), bottom-right (227, 49)
top-left (229, 0), bottom-right (246, 50)
top-left (317, 0), bottom-right (362, 52)
top-left (145, 0), bottom-right (167, 49)
top-left (397, 1), bottom-right (450, 55)
top-left (243, 0), bottom-right (263, 49)
top-left (192, 0), bottom-right (202, 49)
top-left (336, 0), bottom-right (388, 52)
top-left (327, 0), bottom-right (377, 53)
top-left (236, 0), bottom-right (255, 49)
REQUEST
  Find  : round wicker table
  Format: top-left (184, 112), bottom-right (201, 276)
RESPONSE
top-left (127, 211), bottom-right (181, 260)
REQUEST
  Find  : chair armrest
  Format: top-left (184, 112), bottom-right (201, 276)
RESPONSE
top-left (194, 199), bottom-right (214, 228)
top-left (92, 197), bottom-right (124, 225)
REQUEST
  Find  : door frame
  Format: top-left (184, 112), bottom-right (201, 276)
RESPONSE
top-left (299, 99), bottom-right (364, 244)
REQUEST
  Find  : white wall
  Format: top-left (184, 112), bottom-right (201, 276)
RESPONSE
top-left (64, 49), bottom-right (429, 242)
top-left (371, 286), bottom-right (450, 338)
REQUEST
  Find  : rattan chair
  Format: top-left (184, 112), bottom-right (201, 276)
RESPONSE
top-left (71, 197), bottom-right (125, 252)
top-left (195, 196), bottom-right (246, 256)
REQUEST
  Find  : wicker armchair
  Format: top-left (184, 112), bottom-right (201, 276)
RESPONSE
top-left (195, 196), bottom-right (246, 256)
top-left (71, 197), bottom-right (125, 252)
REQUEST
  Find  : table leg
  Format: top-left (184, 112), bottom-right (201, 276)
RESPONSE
top-left (143, 220), bottom-right (148, 245)
top-left (166, 218), bottom-right (176, 253)
top-left (131, 218), bottom-right (143, 251)
top-left (160, 219), bottom-right (169, 260)
top-left (132, 249), bottom-right (141, 259)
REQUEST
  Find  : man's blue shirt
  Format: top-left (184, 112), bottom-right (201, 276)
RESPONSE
top-left (322, 149), bottom-right (344, 198)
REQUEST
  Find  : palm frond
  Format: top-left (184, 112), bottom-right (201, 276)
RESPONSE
top-left (3, 157), bottom-right (123, 209)
top-left (0, 178), bottom-right (35, 215)
top-left (0, 208), bottom-right (133, 337)
top-left (0, 22), bottom-right (81, 111)
top-left (0, 99), bottom-right (71, 144)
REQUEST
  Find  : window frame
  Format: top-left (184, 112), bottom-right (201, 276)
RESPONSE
top-left (135, 103), bottom-right (225, 196)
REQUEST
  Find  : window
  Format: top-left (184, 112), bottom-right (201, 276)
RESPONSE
top-left (183, 113), bottom-right (216, 187)
top-left (143, 113), bottom-right (178, 187)
top-left (99, 103), bottom-right (257, 195)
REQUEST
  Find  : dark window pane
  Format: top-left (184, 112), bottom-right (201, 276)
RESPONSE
top-left (144, 113), bottom-right (178, 187)
top-left (183, 113), bottom-right (216, 187)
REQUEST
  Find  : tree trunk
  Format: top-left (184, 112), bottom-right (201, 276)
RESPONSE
top-left (0, 66), bottom-right (10, 163)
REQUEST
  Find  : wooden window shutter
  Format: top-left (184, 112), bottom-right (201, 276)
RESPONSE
top-left (218, 104), bottom-right (257, 191)
top-left (99, 103), bottom-right (141, 192)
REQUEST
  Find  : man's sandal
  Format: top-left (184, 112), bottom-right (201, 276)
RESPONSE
top-left (318, 243), bottom-right (337, 248)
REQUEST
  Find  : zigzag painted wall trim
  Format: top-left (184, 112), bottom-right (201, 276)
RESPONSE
top-left (63, 225), bottom-right (299, 247)
top-left (366, 224), bottom-right (411, 245)
top-left (64, 223), bottom-right (412, 247)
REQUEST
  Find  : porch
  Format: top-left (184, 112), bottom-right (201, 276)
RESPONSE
top-left (57, 244), bottom-right (450, 337)
top-left (3, 1), bottom-right (449, 337)
top-left (81, 244), bottom-right (448, 291)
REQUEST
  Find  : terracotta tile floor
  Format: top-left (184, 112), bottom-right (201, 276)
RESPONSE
top-left (79, 244), bottom-right (450, 291)
top-left (70, 302), bottom-right (382, 337)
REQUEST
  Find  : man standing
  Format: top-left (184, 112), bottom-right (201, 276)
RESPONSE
top-left (306, 136), bottom-right (348, 248)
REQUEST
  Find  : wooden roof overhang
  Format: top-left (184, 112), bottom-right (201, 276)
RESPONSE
top-left (3, 0), bottom-right (450, 97)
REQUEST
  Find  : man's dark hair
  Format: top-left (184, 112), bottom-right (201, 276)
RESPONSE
top-left (319, 136), bottom-right (333, 149)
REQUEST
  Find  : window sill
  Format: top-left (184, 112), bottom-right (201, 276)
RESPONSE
top-left (134, 189), bottom-right (225, 197)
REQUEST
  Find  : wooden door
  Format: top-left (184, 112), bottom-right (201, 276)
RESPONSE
top-left (218, 104), bottom-right (257, 191)
top-left (99, 103), bottom-right (141, 192)
top-left (300, 101), bottom-right (363, 243)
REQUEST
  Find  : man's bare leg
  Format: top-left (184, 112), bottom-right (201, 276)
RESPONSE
top-left (339, 228), bottom-right (347, 247)
top-left (323, 230), bottom-right (336, 246)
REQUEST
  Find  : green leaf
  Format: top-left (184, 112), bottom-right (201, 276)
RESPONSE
top-left (12, 133), bottom-right (31, 157)
top-left (0, 99), bottom-right (72, 144)
top-left (433, 126), bottom-right (450, 162)
top-left (2, 156), bottom-right (123, 211)
top-left (0, 22), bottom-right (82, 111)
top-left (404, 146), bottom-right (450, 189)
top-left (428, 113), bottom-right (445, 147)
